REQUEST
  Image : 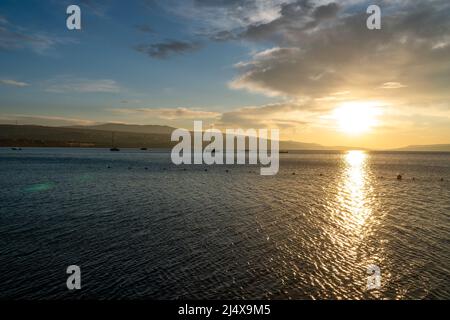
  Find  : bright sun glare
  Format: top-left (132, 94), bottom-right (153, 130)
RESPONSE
top-left (333, 102), bottom-right (382, 135)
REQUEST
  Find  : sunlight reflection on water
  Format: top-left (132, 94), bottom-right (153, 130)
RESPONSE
top-left (324, 150), bottom-right (386, 298)
top-left (340, 150), bottom-right (372, 229)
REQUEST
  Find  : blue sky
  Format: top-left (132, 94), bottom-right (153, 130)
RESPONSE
top-left (1, 0), bottom-right (449, 148)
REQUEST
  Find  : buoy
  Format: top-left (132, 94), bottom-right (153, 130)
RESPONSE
top-left (441, 178), bottom-right (444, 182)
top-left (397, 174), bottom-right (402, 180)
top-left (292, 172), bottom-right (296, 175)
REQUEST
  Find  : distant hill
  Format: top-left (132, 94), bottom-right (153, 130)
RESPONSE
top-left (0, 124), bottom-right (366, 150)
top-left (278, 140), bottom-right (324, 150)
top-left (68, 123), bottom-right (175, 135)
top-left (390, 144), bottom-right (450, 152)
top-left (0, 125), bottom-right (173, 148)
top-left (278, 140), bottom-right (365, 151)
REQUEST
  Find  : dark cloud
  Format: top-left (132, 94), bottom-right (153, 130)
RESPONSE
top-left (210, 30), bottom-right (238, 41)
top-left (0, 14), bottom-right (72, 53)
top-left (200, 1), bottom-right (340, 42)
top-left (134, 40), bottom-right (202, 58)
top-left (135, 24), bottom-right (154, 33)
top-left (312, 2), bottom-right (339, 20)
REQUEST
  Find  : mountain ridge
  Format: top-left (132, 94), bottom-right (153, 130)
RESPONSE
top-left (1, 124), bottom-right (449, 151)
top-left (389, 144), bottom-right (450, 152)
top-left (67, 123), bottom-right (175, 135)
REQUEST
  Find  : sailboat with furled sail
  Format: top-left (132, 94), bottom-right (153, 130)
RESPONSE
top-left (110, 132), bottom-right (120, 151)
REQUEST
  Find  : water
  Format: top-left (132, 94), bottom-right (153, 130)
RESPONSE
top-left (0, 148), bottom-right (449, 299)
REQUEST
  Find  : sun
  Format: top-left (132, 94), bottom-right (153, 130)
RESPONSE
top-left (333, 101), bottom-right (382, 135)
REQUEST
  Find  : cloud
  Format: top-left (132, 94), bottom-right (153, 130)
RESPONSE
top-left (0, 79), bottom-right (29, 87)
top-left (134, 40), bottom-right (202, 58)
top-left (135, 24), bottom-right (154, 33)
top-left (216, 101), bottom-right (312, 129)
top-left (120, 99), bottom-right (142, 104)
top-left (109, 102), bottom-right (315, 130)
top-left (156, 0), bottom-right (292, 32)
top-left (45, 77), bottom-right (121, 93)
top-left (0, 114), bottom-right (97, 127)
top-left (226, 0), bottom-right (450, 106)
top-left (229, 47), bottom-right (302, 97)
top-left (239, 1), bottom-right (341, 41)
top-left (312, 2), bottom-right (340, 20)
top-left (111, 107), bottom-right (220, 120)
top-left (0, 13), bottom-right (75, 54)
top-left (154, 0), bottom-right (340, 41)
top-left (148, 0), bottom-right (449, 113)
top-left (379, 82), bottom-right (407, 89)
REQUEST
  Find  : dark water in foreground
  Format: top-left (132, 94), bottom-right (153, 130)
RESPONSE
top-left (0, 148), bottom-right (449, 300)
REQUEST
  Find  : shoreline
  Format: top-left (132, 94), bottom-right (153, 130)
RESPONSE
top-left (2, 146), bottom-right (450, 154)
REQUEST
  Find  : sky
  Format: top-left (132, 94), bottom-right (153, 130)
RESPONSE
top-left (0, 0), bottom-right (449, 149)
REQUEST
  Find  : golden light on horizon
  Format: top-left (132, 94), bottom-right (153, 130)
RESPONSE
top-left (333, 101), bottom-right (383, 135)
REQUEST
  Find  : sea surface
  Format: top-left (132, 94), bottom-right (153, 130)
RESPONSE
top-left (0, 148), bottom-right (449, 299)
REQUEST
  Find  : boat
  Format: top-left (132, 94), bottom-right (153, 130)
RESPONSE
top-left (110, 132), bottom-right (120, 151)
top-left (140, 147), bottom-right (148, 151)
